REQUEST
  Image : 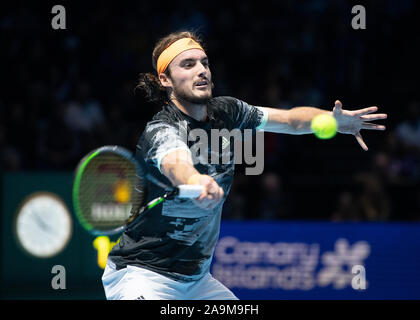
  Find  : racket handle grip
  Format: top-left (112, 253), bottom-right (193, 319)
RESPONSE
top-left (177, 185), bottom-right (204, 198)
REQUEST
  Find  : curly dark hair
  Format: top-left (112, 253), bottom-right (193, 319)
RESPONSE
top-left (134, 31), bottom-right (205, 105)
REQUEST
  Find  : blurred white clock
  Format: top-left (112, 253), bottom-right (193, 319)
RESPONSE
top-left (15, 192), bottom-right (73, 258)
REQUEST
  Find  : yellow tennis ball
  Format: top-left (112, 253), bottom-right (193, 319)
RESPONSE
top-left (311, 114), bottom-right (338, 139)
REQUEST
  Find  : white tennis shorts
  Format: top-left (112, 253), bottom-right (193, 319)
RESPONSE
top-left (102, 260), bottom-right (238, 300)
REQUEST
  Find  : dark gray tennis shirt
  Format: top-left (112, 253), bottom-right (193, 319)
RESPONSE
top-left (108, 96), bottom-right (267, 282)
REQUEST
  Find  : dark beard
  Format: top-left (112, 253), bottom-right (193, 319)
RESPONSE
top-left (173, 85), bottom-right (213, 105)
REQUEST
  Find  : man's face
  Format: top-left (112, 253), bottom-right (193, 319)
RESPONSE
top-left (161, 49), bottom-right (212, 104)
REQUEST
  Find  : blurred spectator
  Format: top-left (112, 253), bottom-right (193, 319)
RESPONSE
top-left (64, 82), bottom-right (106, 133)
top-left (257, 172), bottom-right (292, 220)
top-left (354, 172), bottom-right (391, 221)
top-left (331, 191), bottom-right (361, 222)
top-left (392, 101), bottom-right (420, 180)
top-left (378, 132), bottom-right (409, 183)
top-left (222, 174), bottom-right (247, 220)
top-left (395, 101), bottom-right (420, 151)
top-left (1, 147), bottom-right (22, 171)
top-left (370, 150), bottom-right (405, 185)
top-left (0, 125), bottom-right (22, 171)
top-left (36, 103), bottom-right (81, 170)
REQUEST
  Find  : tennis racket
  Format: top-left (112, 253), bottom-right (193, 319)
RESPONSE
top-left (72, 145), bottom-right (203, 236)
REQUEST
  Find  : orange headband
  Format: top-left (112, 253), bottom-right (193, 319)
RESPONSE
top-left (156, 38), bottom-right (205, 75)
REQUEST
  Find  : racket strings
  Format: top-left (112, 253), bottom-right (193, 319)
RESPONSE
top-left (77, 152), bottom-right (145, 231)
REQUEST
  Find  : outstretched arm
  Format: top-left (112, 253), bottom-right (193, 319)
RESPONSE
top-left (259, 100), bottom-right (387, 151)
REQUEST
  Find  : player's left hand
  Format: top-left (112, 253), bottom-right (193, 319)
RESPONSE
top-left (333, 100), bottom-right (387, 151)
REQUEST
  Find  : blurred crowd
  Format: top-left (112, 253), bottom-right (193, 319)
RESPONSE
top-left (1, 0), bottom-right (419, 221)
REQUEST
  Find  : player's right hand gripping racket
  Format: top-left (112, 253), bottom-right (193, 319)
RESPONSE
top-left (72, 145), bottom-right (203, 236)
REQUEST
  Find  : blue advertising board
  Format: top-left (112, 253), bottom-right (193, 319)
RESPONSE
top-left (211, 221), bottom-right (420, 300)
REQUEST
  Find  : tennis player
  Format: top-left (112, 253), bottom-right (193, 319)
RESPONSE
top-left (102, 31), bottom-right (387, 300)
